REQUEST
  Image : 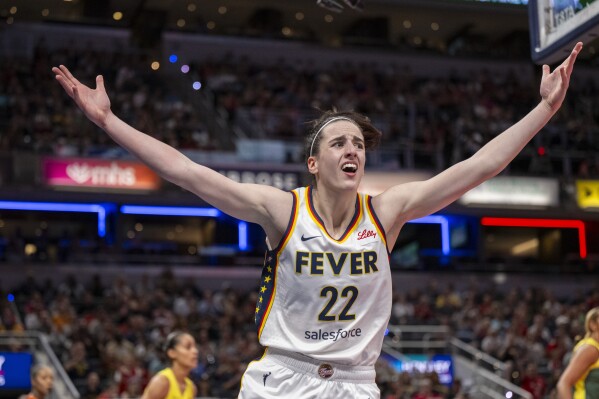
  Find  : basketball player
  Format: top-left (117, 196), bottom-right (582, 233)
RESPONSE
top-left (52, 41), bottom-right (582, 398)
top-left (140, 332), bottom-right (198, 399)
top-left (557, 307), bottom-right (599, 399)
top-left (19, 365), bottom-right (54, 399)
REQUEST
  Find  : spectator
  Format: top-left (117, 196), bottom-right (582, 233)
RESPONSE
top-left (520, 362), bottom-right (546, 399)
top-left (19, 365), bottom-right (54, 399)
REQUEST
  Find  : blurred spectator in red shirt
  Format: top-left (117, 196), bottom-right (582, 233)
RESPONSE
top-left (520, 363), bottom-right (546, 399)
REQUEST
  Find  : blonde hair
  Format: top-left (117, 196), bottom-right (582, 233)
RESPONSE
top-left (585, 307), bottom-right (599, 338)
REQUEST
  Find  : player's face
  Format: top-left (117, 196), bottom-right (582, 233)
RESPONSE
top-left (33, 367), bottom-right (54, 395)
top-left (309, 121), bottom-right (365, 191)
top-left (170, 333), bottom-right (199, 370)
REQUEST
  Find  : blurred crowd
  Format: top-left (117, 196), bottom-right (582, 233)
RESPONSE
top-left (385, 281), bottom-right (599, 399)
top-left (1, 40), bottom-right (599, 176)
top-left (1, 271), bottom-right (597, 399)
top-left (193, 54), bottom-right (599, 175)
top-left (1, 30), bottom-right (599, 399)
top-left (0, 42), bottom-right (216, 159)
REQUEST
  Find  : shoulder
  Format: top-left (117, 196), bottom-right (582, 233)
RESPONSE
top-left (588, 337), bottom-right (599, 350)
top-left (264, 189), bottom-right (298, 231)
top-left (582, 340), bottom-right (599, 357)
top-left (142, 373), bottom-right (170, 399)
top-left (572, 340), bottom-right (599, 365)
top-left (576, 338), bottom-right (599, 352)
top-left (371, 183), bottom-right (413, 215)
top-left (368, 184), bottom-right (413, 229)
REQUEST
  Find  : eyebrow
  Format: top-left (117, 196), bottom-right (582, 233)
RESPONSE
top-left (328, 134), bottom-right (365, 144)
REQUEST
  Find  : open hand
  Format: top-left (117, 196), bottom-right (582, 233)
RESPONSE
top-left (540, 42), bottom-right (582, 112)
top-left (52, 65), bottom-right (111, 128)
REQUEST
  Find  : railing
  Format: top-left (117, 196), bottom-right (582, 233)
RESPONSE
top-left (449, 338), bottom-right (532, 399)
top-left (385, 324), bottom-right (450, 351)
top-left (453, 356), bottom-right (533, 399)
top-left (450, 337), bottom-right (506, 375)
top-left (383, 324), bottom-right (532, 399)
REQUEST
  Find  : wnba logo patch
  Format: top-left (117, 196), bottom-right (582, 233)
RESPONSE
top-left (318, 363), bottom-right (334, 379)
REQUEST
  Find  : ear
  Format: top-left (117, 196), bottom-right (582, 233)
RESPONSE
top-left (307, 156), bottom-right (318, 175)
top-left (166, 348), bottom-right (175, 360)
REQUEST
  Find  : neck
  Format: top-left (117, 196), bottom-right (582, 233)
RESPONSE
top-left (312, 185), bottom-right (357, 232)
top-left (170, 363), bottom-right (189, 382)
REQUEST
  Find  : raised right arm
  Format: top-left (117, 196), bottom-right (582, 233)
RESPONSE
top-left (52, 66), bottom-right (291, 238)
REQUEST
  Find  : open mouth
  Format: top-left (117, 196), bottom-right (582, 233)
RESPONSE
top-left (341, 163), bottom-right (358, 173)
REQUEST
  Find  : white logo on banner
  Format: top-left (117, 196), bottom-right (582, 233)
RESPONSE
top-left (66, 162), bottom-right (136, 186)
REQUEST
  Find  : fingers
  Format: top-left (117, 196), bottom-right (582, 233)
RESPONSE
top-left (52, 65), bottom-right (71, 85)
top-left (52, 65), bottom-right (84, 92)
top-left (59, 65), bottom-right (82, 86)
top-left (96, 75), bottom-right (105, 91)
top-left (543, 41), bottom-right (581, 88)
top-left (562, 41), bottom-right (583, 76)
top-left (52, 65), bottom-right (76, 97)
top-left (559, 66), bottom-right (568, 87)
top-left (542, 64), bottom-right (550, 79)
top-left (567, 41), bottom-right (582, 75)
top-left (54, 75), bottom-right (75, 97)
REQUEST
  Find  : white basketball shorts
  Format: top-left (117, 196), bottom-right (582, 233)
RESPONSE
top-left (238, 347), bottom-right (380, 399)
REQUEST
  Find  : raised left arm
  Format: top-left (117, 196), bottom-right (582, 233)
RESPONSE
top-left (375, 42), bottom-right (582, 230)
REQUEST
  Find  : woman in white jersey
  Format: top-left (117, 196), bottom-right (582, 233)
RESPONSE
top-left (52, 42), bottom-right (582, 399)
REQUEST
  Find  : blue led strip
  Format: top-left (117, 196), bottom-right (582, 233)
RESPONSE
top-left (407, 215), bottom-right (450, 255)
top-left (0, 202), bottom-right (448, 254)
top-left (0, 201), bottom-right (107, 237)
top-left (120, 205), bottom-right (221, 217)
top-left (238, 221), bottom-right (248, 251)
top-left (119, 205), bottom-right (250, 249)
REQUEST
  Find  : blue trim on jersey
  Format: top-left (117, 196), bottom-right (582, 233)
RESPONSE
top-left (255, 251), bottom-right (277, 329)
top-left (366, 195), bottom-right (391, 256)
top-left (256, 191), bottom-right (298, 333)
top-left (271, 191), bottom-right (298, 253)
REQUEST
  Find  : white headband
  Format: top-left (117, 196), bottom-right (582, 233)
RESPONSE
top-left (309, 116), bottom-right (361, 157)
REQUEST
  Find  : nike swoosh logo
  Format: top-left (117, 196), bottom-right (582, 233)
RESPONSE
top-left (301, 234), bottom-right (322, 241)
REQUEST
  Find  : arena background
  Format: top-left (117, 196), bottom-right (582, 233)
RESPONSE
top-left (0, 0), bottom-right (598, 398)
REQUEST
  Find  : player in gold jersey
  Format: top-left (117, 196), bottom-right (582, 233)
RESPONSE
top-left (558, 307), bottom-right (599, 399)
top-left (141, 332), bottom-right (198, 399)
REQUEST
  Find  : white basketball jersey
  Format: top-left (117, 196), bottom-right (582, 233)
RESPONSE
top-left (255, 186), bottom-right (392, 366)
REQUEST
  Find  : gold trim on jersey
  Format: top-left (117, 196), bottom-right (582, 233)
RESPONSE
top-left (365, 195), bottom-right (388, 249)
top-left (258, 190), bottom-right (300, 338)
top-left (305, 186), bottom-right (362, 243)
